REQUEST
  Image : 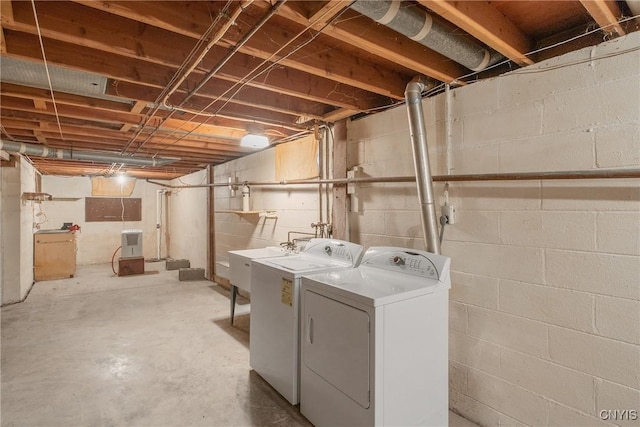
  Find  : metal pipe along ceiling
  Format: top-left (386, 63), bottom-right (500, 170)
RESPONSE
top-left (405, 79), bottom-right (441, 254)
top-left (0, 140), bottom-right (179, 167)
top-left (350, 0), bottom-right (502, 71)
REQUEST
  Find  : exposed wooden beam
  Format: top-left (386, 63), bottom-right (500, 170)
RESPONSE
top-left (322, 108), bottom-right (359, 123)
top-left (0, 27), bottom-right (6, 54)
top-left (0, 115), bottom-right (249, 156)
top-left (2, 28), bottom-right (363, 120)
top-left (10, 1), bottom-right (193, 68)
top-left (107, 80), bottom-right (326, 123)
top-left (278, 6), bottom-right (468, 83)
top-left (33, 99), bottom-right (48, 111)
top-left (417, 0), bottom-right (534, 66)
top-left (0, 96), bottom-right (248, 141)
top-left (579, 0), bottom-right (625, 36)
top-left (120, 101), bottom-right (147, 132)
top-left (0, 0), bottom-right (14, 25)
top-left (226, 15), bottom-right (410, 99)
top-left (7, 2), bottom-right (386, 112)
top-left (0, 80), bottom-right (295, 139)
top-left (306, 1), bottom-right (352, 24)
top-left (71, 0), bottom-right (410, 99)
top-left (70, 0), bottom-right (211, 39)
top-left (33, 130), bottom-right (46, 143)
top-left (3, 118), bottom-right (253, 150)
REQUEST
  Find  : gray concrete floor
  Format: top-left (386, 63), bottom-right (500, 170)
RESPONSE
top-left (1, 263), bottom-right (477, 427)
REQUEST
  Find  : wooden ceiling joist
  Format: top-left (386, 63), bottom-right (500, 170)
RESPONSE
top-left (0, 99), bottom-right (248, 144)
top-left (278, 6), bottom-right (468, 83)
top-left (1, 27), bottom-right (376, 120)
top-left (70, 0), bottom-right (410, 100)
top-left (579, 0), bottom-right (626, 36)
top-left (0, 0), bottom-right (633, 179)
top-left (417, 0), bottom-right (534, 66)
top-left (120, 101), bottom-right (147, 132)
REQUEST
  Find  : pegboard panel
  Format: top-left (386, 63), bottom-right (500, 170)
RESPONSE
top-left (85, 197), bottom-right (141, 222)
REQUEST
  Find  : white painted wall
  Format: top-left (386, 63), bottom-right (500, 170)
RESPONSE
top-left (19, 159), bottom-right (36, 298)
top-left (40, 176), bottom-right (160, 265)
top-left (167, 169), bottom-right (208, 274)
top-left (347, 33), bottom-right (639, 426)
top-left (1, 156), bottom-right (36, 304)
top-left (213, 146), bottom-right (321, 279)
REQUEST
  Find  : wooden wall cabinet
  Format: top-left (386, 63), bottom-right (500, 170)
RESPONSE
top-left (34, 231), bottom-right (77, 281)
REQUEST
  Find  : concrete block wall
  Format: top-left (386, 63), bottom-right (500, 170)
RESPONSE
top-left (213, 145), bottom-right (321, 281)
top-left (168, 169), bottom-right (208, 275)
top-left (1, 157), bottom-right (36, 304)
top-left (41, 176), bottom-right (162, 265)
top-left (347, 33), bottom-right (640, 427)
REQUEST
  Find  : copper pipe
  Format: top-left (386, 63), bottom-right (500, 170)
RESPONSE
top-left (147, 168), bottom-right (640, 189)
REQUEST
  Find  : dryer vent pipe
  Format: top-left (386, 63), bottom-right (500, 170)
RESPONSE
top-left (0, 139), bottom-right (179, 167)
top-left (350, 0), bottom-right (502, 71)
top-left (405, 79), bottom-right (440, 254)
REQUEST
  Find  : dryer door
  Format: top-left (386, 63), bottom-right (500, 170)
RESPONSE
top-left (303, 290), bottom-right (370, 408)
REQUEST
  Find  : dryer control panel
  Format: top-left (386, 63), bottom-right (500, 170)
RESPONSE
top-left (303, 238), bottom-right (364, 267)
top-left (361, 247), bottom-right (451, 281)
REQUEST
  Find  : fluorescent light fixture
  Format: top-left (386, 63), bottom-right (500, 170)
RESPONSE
top-left (240, 134), bottom-right (269, 148)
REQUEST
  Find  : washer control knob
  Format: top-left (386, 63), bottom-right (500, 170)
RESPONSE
top-left (392, 256), bottom-right (405, 265)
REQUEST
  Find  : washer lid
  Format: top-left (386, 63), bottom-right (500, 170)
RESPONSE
top-left (301, 247), bottom-right (451, 306)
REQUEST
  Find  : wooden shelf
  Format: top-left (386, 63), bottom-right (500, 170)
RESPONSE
top-left (21, 193), bottom-right (81, 202)
top-left (215, 210), bottom-right (277, 218)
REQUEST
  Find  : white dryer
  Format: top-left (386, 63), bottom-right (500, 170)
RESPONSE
top-left (250, 238), bottom-right (364, 405)
top-left (299, 247), bottom-right (451, 426)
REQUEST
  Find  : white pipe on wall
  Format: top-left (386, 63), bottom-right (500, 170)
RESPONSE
top-left (156, 189), bottom-right (164, 260)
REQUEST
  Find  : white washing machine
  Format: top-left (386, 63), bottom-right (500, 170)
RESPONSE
top-left (299, 247), bottom-right (451, 426)
top-left (250, 238), bottom-right (364, 405)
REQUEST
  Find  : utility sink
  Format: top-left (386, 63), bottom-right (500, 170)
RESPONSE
top-left (228, 246), bottom-right (288, 293)
top-left (227, 246), bottom-right (289, 325)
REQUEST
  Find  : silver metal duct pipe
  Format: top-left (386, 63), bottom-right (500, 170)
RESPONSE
top-left (350, 0), bottom-right (502, 71)
top-left (405, 80), bottom-right (441, 254)
top-left (0, 140), bottom-right (179, 167)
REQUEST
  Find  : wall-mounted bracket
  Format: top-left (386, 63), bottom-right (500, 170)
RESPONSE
top-left (347, 166), bottom-right (362, 213)
top-left (228, 174), bottom-right (239, 197)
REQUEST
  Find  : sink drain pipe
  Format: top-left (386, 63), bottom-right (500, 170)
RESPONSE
top-left (405, 79), bottom-right (441, 254)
